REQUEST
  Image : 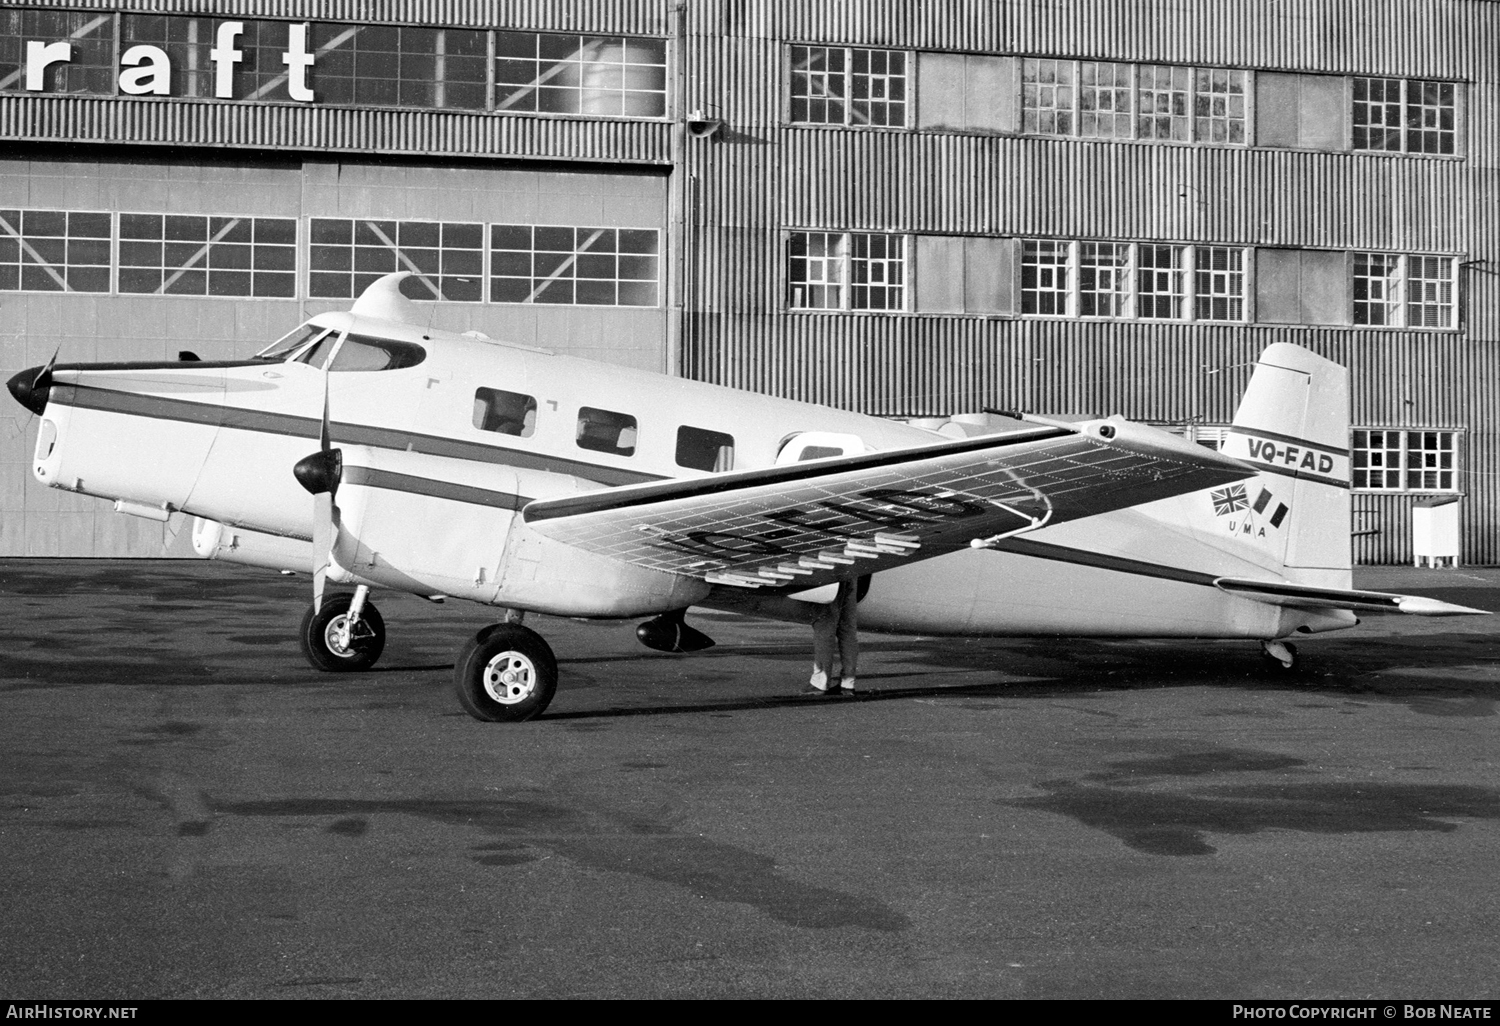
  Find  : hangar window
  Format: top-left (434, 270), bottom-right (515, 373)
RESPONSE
top-left (1017, 240), bottom-right (1248, 323)
top-left (1079, 242), bottom-right (1130, 317)
top-left (1193, 246), bottom-right (1245, 321)
top-left (490, 225), bottom-right (659, 307)
top-left (473, 388), bottom-right (537, 438)
top-left (0, 8), bottom-right (114, 95)
top-left (117, 17), bottom-right (298, 101)
top-left (576, 406), bottom-right (637, 457)
top-left (118, 214), bottom-right (296, 297)
top-left (311, 25), bottom-right (488, 110)
top-left (1021, 240), bottom-right (1071, 316)
top-left (789, 45), bottom-right (906, 127)
top-left (1136, 244), bottom-right (1186, 319)
top-left (1352, 430), bottom-right (1458, 492)
top-left (1021, 60), bottom-right (1247, 146)
top-left (309, 218), bottom-right (483, 302)
top-left (0, 208), bottom-right (111, 293)
top-left (1353, 77), bottom-right (1456, 155)
top-left (1351, 253), bottom-right (1455, 329)
top-left (787, 231), bottom-right (906, 312)
top-left (676, 426), bottom-right (735, 472)
top-left (496, 32), bottom-right (667, 118)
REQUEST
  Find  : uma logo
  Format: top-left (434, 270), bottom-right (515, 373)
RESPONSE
top-left (1210, 484), bottom-right (1290, 539)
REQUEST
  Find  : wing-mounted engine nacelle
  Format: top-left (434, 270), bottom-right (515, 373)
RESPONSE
top-left (193, 517), bottom-right (313, 574)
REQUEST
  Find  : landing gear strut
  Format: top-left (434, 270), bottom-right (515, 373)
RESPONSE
top-left (299, 586), bottom-right (386, 672)
top-left (1261, 639), bottom-right (1299, 672)
top-left (454, 622), bottom-right (558, 722)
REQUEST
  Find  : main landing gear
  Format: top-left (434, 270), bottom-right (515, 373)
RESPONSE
top-left (299, 585), bottom-right (386, 671)
top-left (453, 617), bottom-right (558, 722)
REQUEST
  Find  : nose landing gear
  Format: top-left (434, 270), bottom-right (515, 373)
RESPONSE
top-left (299, 588), bottom-right (386, 671)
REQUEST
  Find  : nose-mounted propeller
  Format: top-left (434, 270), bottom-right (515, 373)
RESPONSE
top-left (292, 371), bottom-right (342, 613)
top-left (5, 347), bottom-right (60, 417)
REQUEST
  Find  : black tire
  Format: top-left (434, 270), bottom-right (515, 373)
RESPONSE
top-left (454, 624), bottom-right (557, 722)
top-left (299, 594), bottom-right (386, 672)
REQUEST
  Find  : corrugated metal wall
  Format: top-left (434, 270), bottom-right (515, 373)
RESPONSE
top-left (14, 0), bottom-right (672, 35)
top-left (680, 0), bottom-right (1500, 565)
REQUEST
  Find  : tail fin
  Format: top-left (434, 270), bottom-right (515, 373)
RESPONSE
top-left (1217, 343), bottom-right (1351, 587)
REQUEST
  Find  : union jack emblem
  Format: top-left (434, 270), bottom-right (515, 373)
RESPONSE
top-left (1211, 484), bottom-right (1248, 516)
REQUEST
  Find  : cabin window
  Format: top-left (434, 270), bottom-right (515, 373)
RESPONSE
top-left (328, 333), bottom-right (426, 372)
top-left (675, 426), bottom-right (734, 472)
top-left (473, 388), bottom-right (537, 438)
top-left (576, 406), bottom-right (637, 456)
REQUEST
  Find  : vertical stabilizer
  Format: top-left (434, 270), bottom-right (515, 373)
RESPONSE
top-left (1218, 343), bottom-right (1351, 587)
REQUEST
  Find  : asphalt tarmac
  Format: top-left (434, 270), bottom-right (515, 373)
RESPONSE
top-left (1, 559), bottom-right (1498, 1000)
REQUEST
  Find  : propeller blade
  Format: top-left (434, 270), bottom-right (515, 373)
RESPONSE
top-left (319, 367), bottom-right (332, 453)
top-left (301, 365), bottom-right (340, 614)
top-left (34, 346), bottom-right (59, 391)
top-left (311, 491), bottom-right (333, 614)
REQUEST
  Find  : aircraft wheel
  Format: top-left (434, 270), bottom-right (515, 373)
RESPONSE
top-left (455, 624), bottom-right (557, 722)
top-left (299, 594), bottom-right (386, 672)
top-left (1260, 639), bottom-right (1299, 672)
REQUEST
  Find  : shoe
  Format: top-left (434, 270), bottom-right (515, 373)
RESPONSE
top-left (808, 670), bottom-right (829, 693)
top-left (839, 677), bottom-right (856, 697)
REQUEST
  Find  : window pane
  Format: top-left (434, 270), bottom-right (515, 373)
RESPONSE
top-left (1023, 59), bottom-right (1076, 137)
top-left (1137, 244), bottom-right (1184, 319)
top-left (0, 207), bottom-right (111, 293)
top-left (577, 406), bottom-right (637, 456)
top-left (676, 425), bottom-right (735, 472)
top-left (490, 223), bottom-right (660, 306)
top-left (1021, 239), bottom-right (1070, 315)
top-left (310, 217), bottom-right (480, 301)
top-left (473, 388), bottom-right (538, 437)
top-left (1352, 76), bottom-right (1403, 151)
top-left (1193, 246), bottom-right (1244, 321)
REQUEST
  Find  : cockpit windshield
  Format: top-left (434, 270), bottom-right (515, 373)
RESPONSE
top-left (256, 324), bottom-right (331, 361)
top-left (293, 332), bottom-right (426, 372)
top-left (329, 334), bottom-right (426, 372)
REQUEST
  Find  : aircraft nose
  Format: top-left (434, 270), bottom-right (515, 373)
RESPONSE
top-left (7, 365), bottom-right (51, 415)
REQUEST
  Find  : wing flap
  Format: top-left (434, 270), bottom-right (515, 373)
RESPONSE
top-left (1215, 577), bottom-right (1490, 616)
top-left (523, 418), bottom-right (1252, 589)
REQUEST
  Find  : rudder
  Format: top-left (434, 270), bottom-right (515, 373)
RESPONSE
top-left (1218, 343), bottom-right (1351, 588)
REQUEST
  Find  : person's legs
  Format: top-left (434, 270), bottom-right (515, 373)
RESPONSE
top-left (809, 602), bottom-right (837, 690)
top-left (835, 582), bottom-right (858, 691)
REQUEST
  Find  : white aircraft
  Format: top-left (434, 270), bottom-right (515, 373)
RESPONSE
top-left (8, 272), bottom-right (1484, 721)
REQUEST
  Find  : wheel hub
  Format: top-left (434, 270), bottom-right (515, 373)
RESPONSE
top-left (323, 614), bottom-right (360, 658)
top-left (483, 651), bottom-right (537, 704)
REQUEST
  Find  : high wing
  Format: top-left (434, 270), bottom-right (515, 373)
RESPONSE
top-left (1214, 578), bottom-right (1490, 616)
top-left (522, 417), bottom-right (1253, 590)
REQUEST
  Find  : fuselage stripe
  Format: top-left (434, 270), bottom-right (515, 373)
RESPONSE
top-left (1239, 460), bottom-right (1350, 489)
top-left (342, 466), bottom-right (532, 511)
top-left (1230, 427), bottom-right (1350, 457)
top-left (50, 382), bottom-right (666, 487)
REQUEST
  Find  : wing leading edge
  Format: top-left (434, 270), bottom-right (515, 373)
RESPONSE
top-left (522, 418), bottom-right (1254, 590)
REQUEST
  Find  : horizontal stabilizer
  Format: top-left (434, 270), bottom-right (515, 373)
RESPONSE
top-left (1215, 577), bottom-right (1490, 616)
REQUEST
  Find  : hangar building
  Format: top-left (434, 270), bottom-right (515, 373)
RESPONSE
top-left (1, 0), bottom-right (1497, 564)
